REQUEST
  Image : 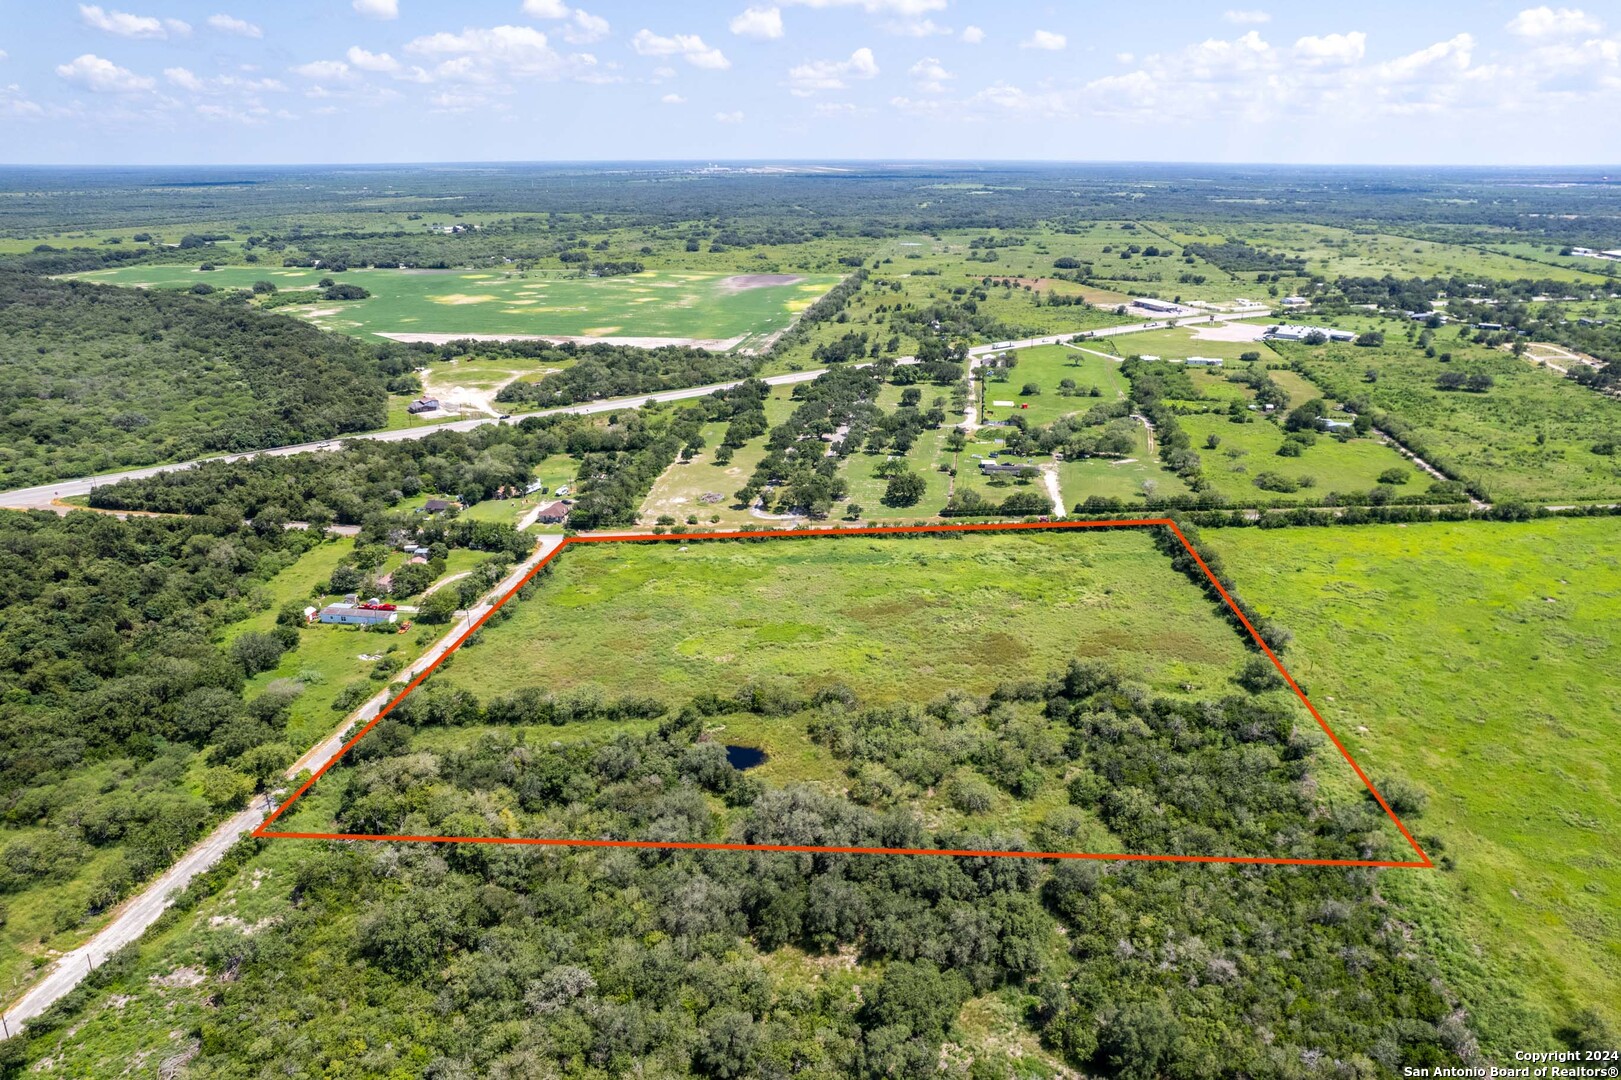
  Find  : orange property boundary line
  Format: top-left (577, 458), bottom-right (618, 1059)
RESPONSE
top-left (254, 519), bottom-right (1433, 870)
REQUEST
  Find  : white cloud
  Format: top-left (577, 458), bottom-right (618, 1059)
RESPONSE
top-left (0, 50), bottom-right (9, 61)
top-left (56, 53), bottom-right (156, 92)
top-left (786, 46), bottom-right (878, 94)
top-left (403, 24), bottom-right (596, 82)
top-left (661, 92), bottom-right (686, 103)
top-left (730, 6), bottom-right (785, 39)
top-left (960, 25), bottom-right (984, 45)
top-left (563, 11), bottom-right (610, 44)
top-left (1293, 31), bottom-right (1367, 66)
top-left (632, 30), bottom-right (730, 69)
top-left (1223, 9), bottom-right (1271, 24)
top-left (782, 0), bottom-right (944, 12)
top-left (1021, 30), bottom-right (1066, 51)
top-left (79, 5), bottom-right (189, 39)
top-left (165, 66), bottom-right (285, 94)
top-left (522, 1), bottom-right (610, 45)
top-left (900, 19), bottom-right (1619, 131)
top-left (164, 66), bottom-right (204, 91)
top-left (715, 109), bottom-right (744, 122)
top-left (346, 46), bottom-right (400, 72)
top-left (1377, 33), bottom-right (1475, 83)
top-left (1115, 51), bottom-right (1134, 64)
top-left (884, 18), bottom-right (950, 37)
top-left (292, 59), bottom-right (354, 82)
top-left (428, 89), bottom-right (494, 113)
top-left (908, 56), bottom-right (952, 92)
top-left (206, 14), bottom-right (261, 38)
top-left (1, 83), bottom-right (44, 117)
top-left (352, 0), bottom-right (398, 20)
top-left (193, 102), bottom-right (277, 124)
top-left (1507, 6), bottom-right (1603, 38)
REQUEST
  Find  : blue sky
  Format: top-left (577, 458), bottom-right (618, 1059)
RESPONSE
top-left (2, 0), bottom-right (1619, 165)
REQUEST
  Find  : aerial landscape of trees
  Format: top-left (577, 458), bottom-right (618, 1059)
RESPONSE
top-left (0, 273), bottom-right (404, 486)
top-left (2, 161), bottom-right (1619, 1076)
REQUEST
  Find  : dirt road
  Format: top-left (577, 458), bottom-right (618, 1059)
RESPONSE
top-left (1041, 466), bottom-right (1065, 517)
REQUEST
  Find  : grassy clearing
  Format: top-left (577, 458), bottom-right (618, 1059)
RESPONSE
top-left (843, 436), bottom-right (958, 523)
top-left (1180, 411), bottom-right (1417, 502)
top-left (1207, 518), bottom-right (1621, 1050)
top-left (1163, 221), bottom-right (1614, 286)
top-left (1274, 320), bottom-right (1621, 502)
top-left (69, 266), bottom-right (840, 348)
top-left (281, 527), bottom-right (1298, 848)
top-left (1057, 420), bottom-right (1190, 506)
top-left (1115, 325), bottom-right (1281, 363)
top-left (986, 345), bottom-right (1126, 428)
top-left (443, 531), bottom-right (1256, 706)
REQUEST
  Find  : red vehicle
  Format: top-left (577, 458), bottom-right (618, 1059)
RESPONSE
top-left (358, 602), bottom-right (397, 611)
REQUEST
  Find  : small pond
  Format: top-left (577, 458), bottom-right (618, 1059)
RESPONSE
top-left (724, 745), bottom-right (768, 771)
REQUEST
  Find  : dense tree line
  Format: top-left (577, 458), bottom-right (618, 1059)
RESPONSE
top-left (0, 272), bottom-right (407, 486)
top-left (1182, 240), bottom-right (1308, 275)
top-left (19, 648), bottom-right (1498, 1078)
top-left (493, 343), bottom-right (755, 409)
top-left (0, 511), bottom-right (328, 928)
top-left (566, 408), bottom-right (694, 530)
top-left (89, 419), bottom-right (581, 520)
top-left (941, 487), bottom-right (1052, 517)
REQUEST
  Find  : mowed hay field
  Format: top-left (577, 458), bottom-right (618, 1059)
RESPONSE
top-left (1206, 518), bottom-right (1621, 1051)
top-left (447, 530), bottom-right (1258, 706)
top-left (68, 266), bottom-right (842, 348)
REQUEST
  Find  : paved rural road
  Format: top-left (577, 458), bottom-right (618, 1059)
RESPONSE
top-left (0, 310), bottom-right (1266, 512)
top-left (0, 371), bottom-right (826, 511)
top-left (0, 535), bottom-right (565, 1036)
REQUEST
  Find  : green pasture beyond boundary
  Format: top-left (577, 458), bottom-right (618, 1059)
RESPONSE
top-left (68, 265), bottom-right (842, 347)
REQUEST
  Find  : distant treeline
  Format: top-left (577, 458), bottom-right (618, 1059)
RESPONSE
top-left (0, 272), bottom-right (408, 486)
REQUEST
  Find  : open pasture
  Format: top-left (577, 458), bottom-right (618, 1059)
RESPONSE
top-left (444, 530), bottom-right (1258, 706)
top-left (69, 265), bottom-right (840, 350)
top-left (1162, 222), bottom-right (1614, 285)
top-left (988, 344), bottom-right (1127, 428)
top-left (1276, 326), bottom-right (1621, 502)
top-left (1208, 518), bottom-right (1621, 1050)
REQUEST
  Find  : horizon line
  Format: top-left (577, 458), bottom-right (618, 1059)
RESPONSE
top-left (1, 158), bottom-right (1619, 172)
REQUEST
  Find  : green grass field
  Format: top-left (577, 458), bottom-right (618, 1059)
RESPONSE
top-left (266, 526), bottom-right (1309, 851)
top-left (988, 345), bottom-right (1127, 428)
top-left (443, 531), bottom-right (1257, 706)
top-left (1207, 518), bottom-right (1621, 1051)
top-left (1163, 222), bottom-right (1616, 286)
top-left (841, 409), bottom-right (960, 522)
top-left (1058, 420), bottom-right (1191, 506)
top-left (1273, 322), bottom-right (1621, 502)
top-left (1180, 412), bottom-right (1418, 502)
top-left (1113, 326), bottom-right (1282, 364)
top-left (68, 265), bottom-right (841, 349)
